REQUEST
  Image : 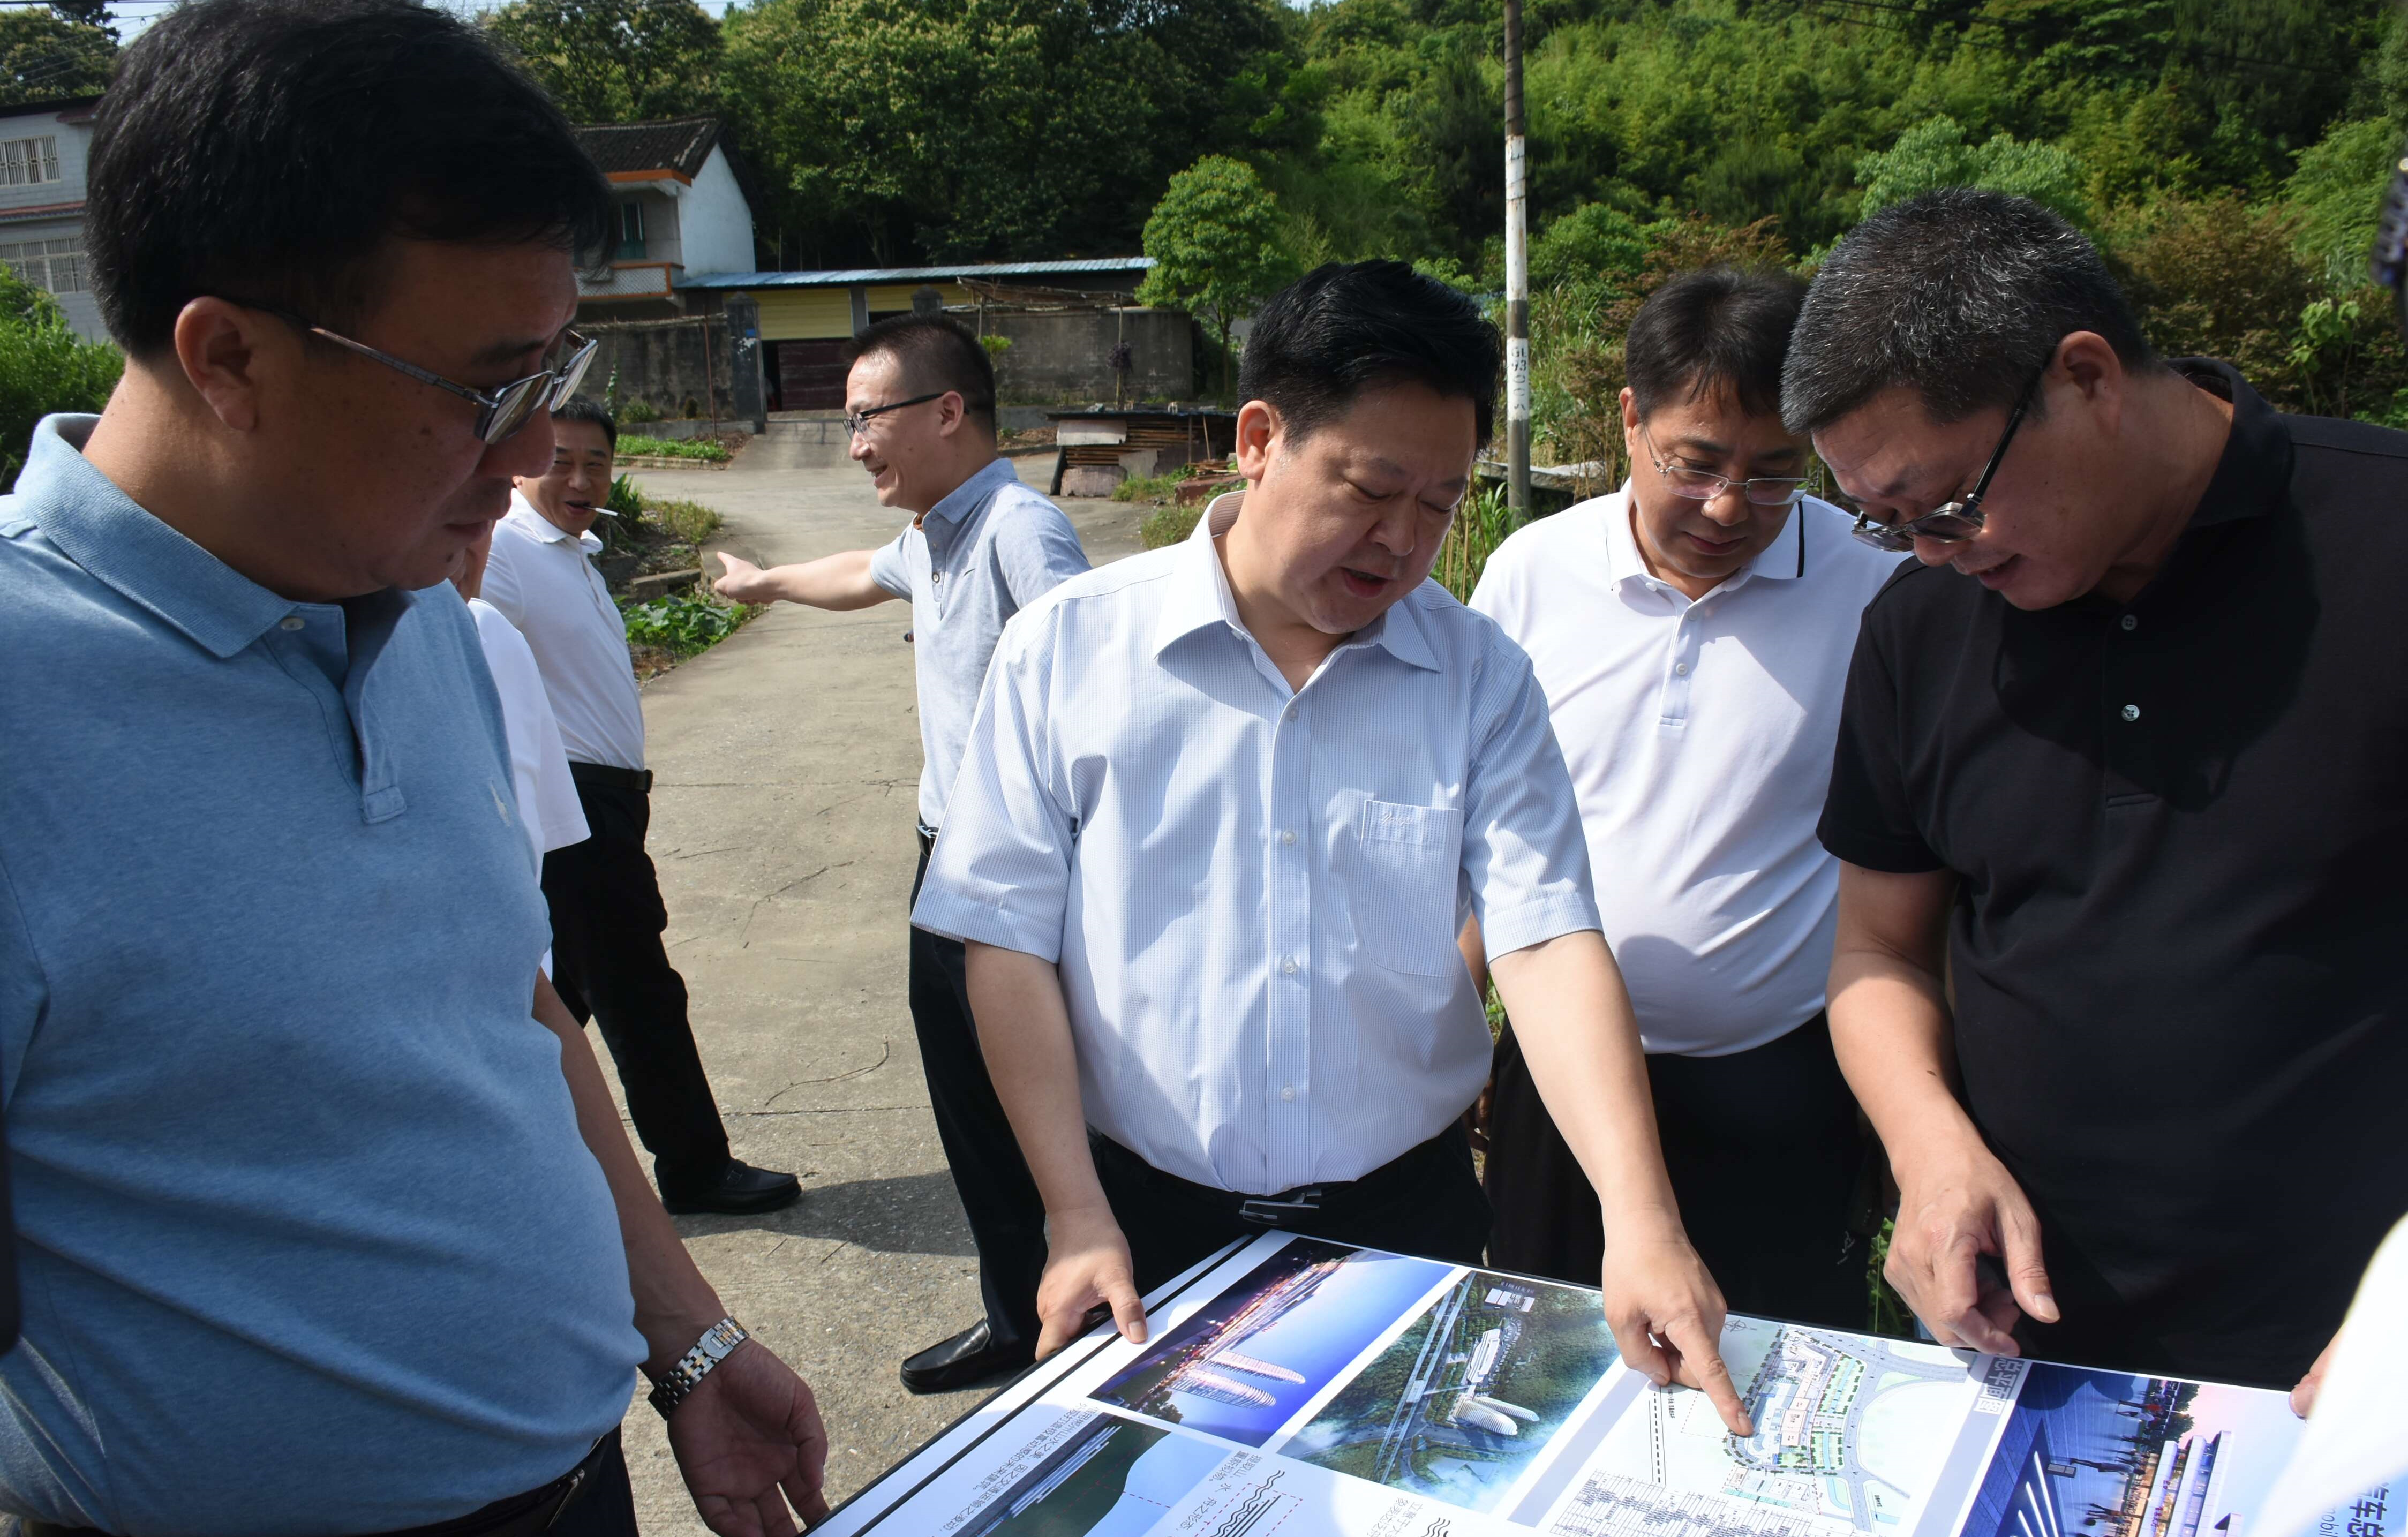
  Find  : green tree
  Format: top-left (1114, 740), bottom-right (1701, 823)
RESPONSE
top-left (486, 0), bottom-right (721, 124)
top-left (0, 263), bottom-right (120, 489)
top-left (1856, 115), bottom-right (2095, 228)
top-left (1138, 156), bottom-right (1300, 400)
top-left (0, 9), bottom-right (113, 107)
top-left (723, 0), bottom-right (1289, 267)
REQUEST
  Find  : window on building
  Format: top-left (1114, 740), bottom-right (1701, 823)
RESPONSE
top-left (0, 137), bottom-right (61, 187)
top-left (0, 236), bottom-right (87, 295)
top-left (616, 201), bottom-right (645, 260)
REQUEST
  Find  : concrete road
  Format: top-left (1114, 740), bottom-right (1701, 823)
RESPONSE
top-left (607, 438), bottom-right (1145, 1531)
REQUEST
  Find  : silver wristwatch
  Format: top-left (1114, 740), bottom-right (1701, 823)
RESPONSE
top-left (648, 1317), bottom-right (749, 1419)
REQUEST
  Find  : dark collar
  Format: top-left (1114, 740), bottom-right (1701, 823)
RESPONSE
top-left (2169, 358), bottom-right (2293, 532)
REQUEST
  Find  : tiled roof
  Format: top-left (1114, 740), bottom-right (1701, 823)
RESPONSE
top-left (572, 117), bottom-right (720, 179)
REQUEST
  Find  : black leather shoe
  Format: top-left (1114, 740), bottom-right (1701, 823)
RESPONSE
top-left (901, 1320), bottom-right (1034, 1395)
top-left (657, 1158), bottom-right (802, 1216)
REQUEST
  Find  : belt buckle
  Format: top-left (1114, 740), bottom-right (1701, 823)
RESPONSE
top-left (1238, 1187), bottom-right (1323, 1226)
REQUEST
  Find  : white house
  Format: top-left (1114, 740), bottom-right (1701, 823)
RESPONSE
top-left (570, 116), bottom-right (758, 319)
top-left (0, 95), bottom-right (102, 342)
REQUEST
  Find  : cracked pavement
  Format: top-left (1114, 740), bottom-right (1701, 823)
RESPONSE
top-left (604, 440), bottom-right (1145, 1531)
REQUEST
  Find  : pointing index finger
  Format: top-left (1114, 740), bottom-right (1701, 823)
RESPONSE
top-left (1667, 1315), bottom-right (1753, 1436)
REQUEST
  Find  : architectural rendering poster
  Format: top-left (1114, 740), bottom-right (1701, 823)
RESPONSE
top-left (813, 1234), bottom-right (2402, 1537)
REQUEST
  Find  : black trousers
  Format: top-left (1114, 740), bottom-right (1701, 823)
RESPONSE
top-left (544, 768), bottom-right (729, 1176)
top-left (1485, 1013), bottom-right (1868, 1328)
top-left (1093, 1124), bottom-right (1494, 1297)
top-left (910, 833), bottom-right (1048, 1352)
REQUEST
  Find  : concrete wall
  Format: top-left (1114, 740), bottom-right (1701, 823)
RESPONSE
top-left (982, 308), bottom-right (1192, 405)
top-left (585, 318), bottom-right (738, 425)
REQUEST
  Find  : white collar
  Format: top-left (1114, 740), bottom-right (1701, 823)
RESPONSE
top-left (1603, 481), bottom-right (1807, 592)
top-left (1151, 488), bottom-right (1439, 673)
top-left (507, 490), bottom-right (603, 554)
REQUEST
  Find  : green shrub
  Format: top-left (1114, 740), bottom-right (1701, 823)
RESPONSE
top-left (0, 266), bottom-right (120, 490)
top-left (1140, 503), bottom-right (1202, 548)
top-left (616, 434), bottom-right (731, 462)
top-left (619, 592), bottom-right (744, 656)
top-left (620, 396), bottom-right (663, 424)
top-left (607, 472), bottom-right (646, 519)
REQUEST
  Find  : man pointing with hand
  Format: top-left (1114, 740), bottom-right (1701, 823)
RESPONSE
top-left (716, 315), bottom-right (1089, 1394)
top-left (913, 262), bottom-right (1751, 1434)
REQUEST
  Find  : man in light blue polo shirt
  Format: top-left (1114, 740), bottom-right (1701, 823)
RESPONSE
top-left (716, 315), bottom-right (1088, 1393)
top-left (0, 3), bottom-right (827, 1533)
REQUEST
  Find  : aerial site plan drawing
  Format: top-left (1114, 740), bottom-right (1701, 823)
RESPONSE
top-left (810, 1235), bottom-right (2401, 1537)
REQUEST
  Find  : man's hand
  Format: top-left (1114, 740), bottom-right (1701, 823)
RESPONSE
top-left (666, 1339), bottom-right (833, 1535)
top-left (1036, 1203), bottom-right (1149, 1358)
top-left (2290, 1330), bottom-right (2339, 1417)
top-left (714, 552), bottom-right (776, 604)
top-left (1602, 1227), bottom-right (1752, 1435)
top-left (1888, 1139), bottom-right (2058, 1355)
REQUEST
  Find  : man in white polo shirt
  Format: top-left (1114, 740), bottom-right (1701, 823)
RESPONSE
top-left (484, 398), bottom-right (799, 1217)
top-left (1467, 268), bottom-right (1900, 1326)
top-left (915, 261), bottom-right (1752, 1435)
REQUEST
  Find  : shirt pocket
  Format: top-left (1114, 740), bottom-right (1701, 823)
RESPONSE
top-left (1351, 799), bottom-right (1464, 976)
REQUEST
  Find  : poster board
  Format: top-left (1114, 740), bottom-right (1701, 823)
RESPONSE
top-left (813, 1233), bottom-right (2402, 1537)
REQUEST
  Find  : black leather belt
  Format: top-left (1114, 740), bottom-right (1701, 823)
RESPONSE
top-left (567, 761), bottom-right (652, 793)
top-left (1090, 1126), bottom-right (1466, 1229)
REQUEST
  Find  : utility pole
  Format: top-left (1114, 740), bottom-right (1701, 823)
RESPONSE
top-left (1503, 0), bottom-right (1531, 518)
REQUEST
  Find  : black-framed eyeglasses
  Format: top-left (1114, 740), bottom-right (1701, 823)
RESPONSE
top-left (1639, 421), bottom-right (1809, 507)
top-left (845, 391), bottom-right (951, 438)
top-left (1837, 365), bottom-right (2044, 553)
top-left (237, 302), bottom-right (598, 445)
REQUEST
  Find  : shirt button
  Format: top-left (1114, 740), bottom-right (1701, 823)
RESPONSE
top-left (1675, 662), bottom-right (1691, 676)
top-left (1284, 705), bottom-right (1298, 721)
top-left (2120, 704), bottom-right (2141, 722)
top-left (279, 615), bottom-right (305, 631)
top-left (1281, 957), bottom-right (1299, 975)
top-left (2120, 614), bottom-right (2138, 632)
top-left (1280, 830), bottom-right (1297, 846)
top-left (931, 571), bottom-right (943, 584)
top-left (1281, 1087), bottom-right (1297, 1102)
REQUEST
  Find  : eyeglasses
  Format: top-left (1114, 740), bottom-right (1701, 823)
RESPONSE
top-left (1638, 422), bottom-right (1809, 507)
top-left (845, 391), bottom-right (955, 438)
top-left (1837, 366), bottom-right (2043, 553)
top-left (239, 302), bottom-right (598, 444)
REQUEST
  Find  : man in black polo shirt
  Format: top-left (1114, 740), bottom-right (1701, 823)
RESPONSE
top-left (1782, 187), bottom-right (2408, 1393)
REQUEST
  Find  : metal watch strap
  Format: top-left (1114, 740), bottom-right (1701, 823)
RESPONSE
top-left (648, 1317), bottom-right (748, 1420)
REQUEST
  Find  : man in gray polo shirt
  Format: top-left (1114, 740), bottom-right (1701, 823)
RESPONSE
top-left (0, 3), bottom-right (827, 1531)
top-left (716, 315), bottom-right (1089, 1392)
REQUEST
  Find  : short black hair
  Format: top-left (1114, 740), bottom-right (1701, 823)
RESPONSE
top-left (1782, 189), bottom-right (2154, 434)
top-left (88, 0), bottom-right (613, 357)
top-left (1240, 261), bottom-right (1502, 449)
top-left (842, 315), bottom-right (997, 437)
top-left (1626, 267), bottom-right (1807, 423)
top-left (553, 396), bottom-right (616, 450)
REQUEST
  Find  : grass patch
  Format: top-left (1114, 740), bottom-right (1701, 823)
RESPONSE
top-left (648, 496), bottom-right (724, 546)
top-left (1433, 488), bottom-right (1517, 604)
top-left (1111, 465), bottom-right (1198, 502)
top-left (617, 434), bottom-right (731, 463)
top-left (1141, 503), bottom-right (1202, 548)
